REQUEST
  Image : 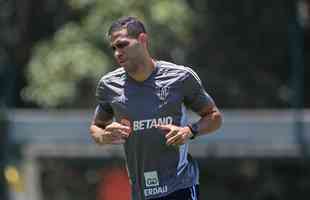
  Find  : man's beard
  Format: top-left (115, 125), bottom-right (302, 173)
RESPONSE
top-left (122, 61), bottom-right (139, 74)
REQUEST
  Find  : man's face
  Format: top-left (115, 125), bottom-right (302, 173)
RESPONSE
top-left (110, 29), bottom-right (144, 72)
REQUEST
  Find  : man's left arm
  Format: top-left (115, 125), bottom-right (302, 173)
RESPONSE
top-left (189, 102), bottom-right (222, 138)
top-left (159, 67), bottom-right (222, 146)
top-left (160, 101), bottom-right (222, 146)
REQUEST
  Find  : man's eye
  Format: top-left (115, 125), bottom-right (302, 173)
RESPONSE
top-left (116, 42), bottom-right (129, 49)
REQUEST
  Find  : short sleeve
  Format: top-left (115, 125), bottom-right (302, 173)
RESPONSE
top-left (183, 68), bottom-right (214, 112)
top-left (95, 79), bottom-right (113, 115)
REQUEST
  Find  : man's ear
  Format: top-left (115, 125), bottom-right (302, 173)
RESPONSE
top-left (138, 33), bottom-right (148, 46)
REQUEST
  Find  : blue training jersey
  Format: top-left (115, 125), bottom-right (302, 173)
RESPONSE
top-left (95, 60), bottom-right (214, 200)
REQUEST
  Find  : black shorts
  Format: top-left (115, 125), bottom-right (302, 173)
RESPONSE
top-left (150, 185), bottom-right (199, 200)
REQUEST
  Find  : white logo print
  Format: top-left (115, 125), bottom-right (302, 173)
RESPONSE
top-left (144, 171), bottom-right (159, 187)
top-left (132, 116), bottom-right (173, 131)
top-left (117, 94), bottom-right (127, 104)
top-left (144, 171), bottom-right (168, 197)
top-left (157, 86), bottom-right (169, 101)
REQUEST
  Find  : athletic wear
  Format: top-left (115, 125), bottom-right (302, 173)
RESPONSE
top-left (150, 185), bottom-right (199, 200)
top-left (96, 61), bottom-right (213, 200)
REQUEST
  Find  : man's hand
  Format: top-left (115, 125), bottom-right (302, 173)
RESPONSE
top-left (158, 124), bottom-right (193, 146)
top-left (90, 122), bottom-right (131, 145)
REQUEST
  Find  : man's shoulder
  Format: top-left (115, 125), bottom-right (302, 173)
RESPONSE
top-left (98, 67), bottom-right (126, 84)
top-left (157, 60), bottom-right (197, 78)
top-left (157, 60), bottom-right (185, 70)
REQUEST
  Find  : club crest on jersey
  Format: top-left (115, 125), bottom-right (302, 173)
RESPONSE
top-left (117, 94), bottom-right (127, 104)
top-left (157, 86), bottom-right (169, 101)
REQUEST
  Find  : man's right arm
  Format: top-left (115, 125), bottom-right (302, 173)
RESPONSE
top-left (90, 105), bottom-right (131, 145)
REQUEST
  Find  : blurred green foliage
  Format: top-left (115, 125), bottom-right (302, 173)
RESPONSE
top-left (15, 0), bottom-right (306, 108)
top-left (23, 0), bottom-right (194, 108)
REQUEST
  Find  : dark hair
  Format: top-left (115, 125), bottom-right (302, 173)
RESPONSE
top-left (107, 16), bottom-right (146, 39)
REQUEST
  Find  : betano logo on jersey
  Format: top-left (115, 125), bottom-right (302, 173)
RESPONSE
top-left (132, 116), bottom-right (173, 131)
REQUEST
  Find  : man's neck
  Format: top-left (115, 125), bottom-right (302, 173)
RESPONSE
top-left (128, 58), bottom-right (156, 82)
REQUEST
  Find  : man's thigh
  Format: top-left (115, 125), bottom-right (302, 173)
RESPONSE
top-left (151, 185), bottom-right (199, 200)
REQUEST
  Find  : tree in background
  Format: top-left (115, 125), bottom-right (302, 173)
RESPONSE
top-left (16, 0), bottom-right (306, 108)
top-left (23, 0), bottom-right (194, 108)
